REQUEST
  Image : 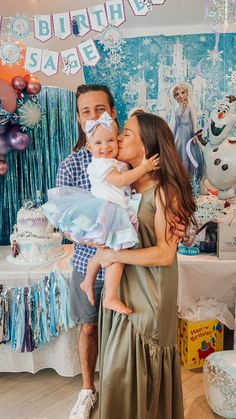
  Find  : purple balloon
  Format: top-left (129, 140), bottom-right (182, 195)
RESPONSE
top-left (6, 127), bottom-right (30, 151)
top-left (0, 133), bottom-right (11, 154)
top-left (0, 123), bottom-right (8, 134)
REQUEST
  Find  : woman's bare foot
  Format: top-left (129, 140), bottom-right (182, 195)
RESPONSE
top-left (80, 281), bottom-right (95, 305)
top-left (103, 297), bottom-right (132, 315)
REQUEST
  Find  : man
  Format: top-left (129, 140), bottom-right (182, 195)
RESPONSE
top-left (56, 84), bottom-right (117, 419)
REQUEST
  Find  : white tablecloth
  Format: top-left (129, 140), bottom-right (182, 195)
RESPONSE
top-left (177, 253), bottom-right (236, 313)
top-left (0, 245), bottom-right (235, 376)
top-left (0, 244), bottom-right (82, 377)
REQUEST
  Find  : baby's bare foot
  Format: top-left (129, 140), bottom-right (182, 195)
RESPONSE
top-left (80, 281), bottom-right (95, 306)
top-left (103, 297), bottom-right (132, 315)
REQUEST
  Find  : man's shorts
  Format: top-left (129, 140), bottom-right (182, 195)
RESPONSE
top-left (70, 269), bottom-right (104, 324)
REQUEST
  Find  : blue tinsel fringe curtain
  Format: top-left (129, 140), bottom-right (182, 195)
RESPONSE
top-left (0, 86), bottom-right (78, 245)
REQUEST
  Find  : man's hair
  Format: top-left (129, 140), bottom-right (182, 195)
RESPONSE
top-left (73, 84), bottom-right (117, 151)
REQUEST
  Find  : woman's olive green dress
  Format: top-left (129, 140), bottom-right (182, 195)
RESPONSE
top-left (99, 188), bottom-right (184, 419)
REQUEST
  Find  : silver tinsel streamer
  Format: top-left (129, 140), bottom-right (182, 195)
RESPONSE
top-left (0, 87), bottom-right (78, 244)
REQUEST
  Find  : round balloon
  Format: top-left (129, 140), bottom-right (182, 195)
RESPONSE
top-left (26, 76), bottom-right (41, 95)
top-left (0, 122), bottom-right (9, 134)
top-left (6, 126), bottom-right (30, 150)
top-left (12, 75), bottom-right (26, 92)
top-left (0, 159), bottom-right (8, 175)
top-left (0, 79), bottom-right (17, 113)
top-left (0, 133), bottom-right (11, 154)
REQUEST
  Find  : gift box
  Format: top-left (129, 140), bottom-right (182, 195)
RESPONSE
top-left (178, 318), bottom-right (224, 369)
top-left (217, 222), bottom-right (236, 260)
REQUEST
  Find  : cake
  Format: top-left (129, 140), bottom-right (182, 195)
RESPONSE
top-left (7, 203), bottom-right (64, 265)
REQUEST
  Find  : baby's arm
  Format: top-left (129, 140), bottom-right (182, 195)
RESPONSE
top-left (104, 154), bottom-right (159, 187)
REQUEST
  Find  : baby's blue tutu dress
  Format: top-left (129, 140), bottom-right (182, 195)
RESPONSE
top-left (42, 158), bottom-right (141, 250)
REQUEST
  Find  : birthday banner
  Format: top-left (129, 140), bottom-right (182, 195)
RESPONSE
top-left (0, 0), bottom-right (166, 75)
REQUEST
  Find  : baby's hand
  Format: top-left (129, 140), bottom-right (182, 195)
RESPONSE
top-left (142, 154), bottom-right (159, 173)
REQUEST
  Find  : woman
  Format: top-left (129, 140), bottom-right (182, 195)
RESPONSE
top-left (172, 83), bottom-right (203, 182)
top-left (98, 113), bottom-right (197, 419)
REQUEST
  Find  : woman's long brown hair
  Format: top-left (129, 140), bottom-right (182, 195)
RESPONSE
top-left (135, 113), bottom-right (197, 237)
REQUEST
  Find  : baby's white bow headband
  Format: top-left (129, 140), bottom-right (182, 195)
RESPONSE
top-left (85, 111), bottom-right (114, 138)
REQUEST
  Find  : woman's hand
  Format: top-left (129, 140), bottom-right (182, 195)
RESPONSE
top-left (97, 248), bottom-right (115, 268)
top-left (142, 154), bottom-right (159, 173)
top-left (172, 217), bottom-right (187, 244)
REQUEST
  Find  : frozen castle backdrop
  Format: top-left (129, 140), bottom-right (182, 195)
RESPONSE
top-left (84, 32), bottom-right (236, 129)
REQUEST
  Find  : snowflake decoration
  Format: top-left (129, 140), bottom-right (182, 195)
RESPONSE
top-left (225, 67), bottom-right (236, 87)
top-left (142, 38), bottom-right (152, 47)
top-left (207, 49), bottom-right (223, 64)
top-left (104, 48), bottom-right (125, 70)
top-left (122, 76), bottom-right (140, 102)
top-left (199, 36), bottom-right (206, 42)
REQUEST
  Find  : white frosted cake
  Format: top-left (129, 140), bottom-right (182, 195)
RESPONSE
top-left (8, 205), bottom-right (64, 265)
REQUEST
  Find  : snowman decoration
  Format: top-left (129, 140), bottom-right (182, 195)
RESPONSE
top-left (203, 96), bottom-right (236, 200)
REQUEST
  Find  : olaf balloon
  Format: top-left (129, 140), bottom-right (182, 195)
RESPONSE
top-left (204, 96), bottom-right (236, 200)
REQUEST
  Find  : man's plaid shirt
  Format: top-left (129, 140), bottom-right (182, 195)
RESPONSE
top-left (56, 147), bottom-right (104, 280)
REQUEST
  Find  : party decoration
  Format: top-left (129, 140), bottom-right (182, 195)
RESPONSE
top-left (88, 4), bottom-right (108, 32)
top-left (207, 0), bottom-right (236, 32)
top-left (0, 159), bottom-right (8, 175)
top-left (52, 12), bottom-right (71, 40)
top-left (77, 39), bottom-right (100, 66)
top-left (8, 15), bottom-right (31, 39)
top-left (61, 49), bottom-right (81, 75)
top-left (26, 76), bottom-right (41, 95)
top-left (17, 101), bottom-right (42, 129)
top-left (33, 15), bottom-right (53, 43)
top-left (204, 351), bottom-right (236, 418)
top-left (12, 76), bottom-right (26, 92)
top-left (6, 126), bottom-right (30, 151)
top-left (203, 96), bottom-right (236, 199)
top-left (101, 27), bottom-right (123, 49)
top-left (70, 9), bottom-right (90, 37)
top-left (0, 122), bottom-right (9, 134)
top-left (0, 133), bottom-right (11, 154)
top-left (40, 50), bottom-right (59, 76)
top-left (105, 0), bottom-right (125, 26)
top-left (0, 270), bottom-right (74, 352)
top-left (0, 79), bottom-right (17, 113)
top-left (0, 41), bottom-right (28, 83)
top-left (0, 40), bottom-right (21, 65)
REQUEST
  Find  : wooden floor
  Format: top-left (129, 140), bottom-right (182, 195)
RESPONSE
top-left (0, 367), bottom-right (224, 419)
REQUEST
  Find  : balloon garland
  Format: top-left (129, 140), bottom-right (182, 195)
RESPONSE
top-left (0, 74), bottom-right (42, 175)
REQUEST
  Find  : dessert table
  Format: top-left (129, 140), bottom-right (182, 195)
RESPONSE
top-left (0, 245), bottom-right (235, 376)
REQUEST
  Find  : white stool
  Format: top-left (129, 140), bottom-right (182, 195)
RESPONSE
top-left (203, 350), bottom-right (236, 418)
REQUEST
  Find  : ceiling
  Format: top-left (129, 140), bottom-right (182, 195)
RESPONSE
top-left (0, 0), bottom-right (216, 36)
